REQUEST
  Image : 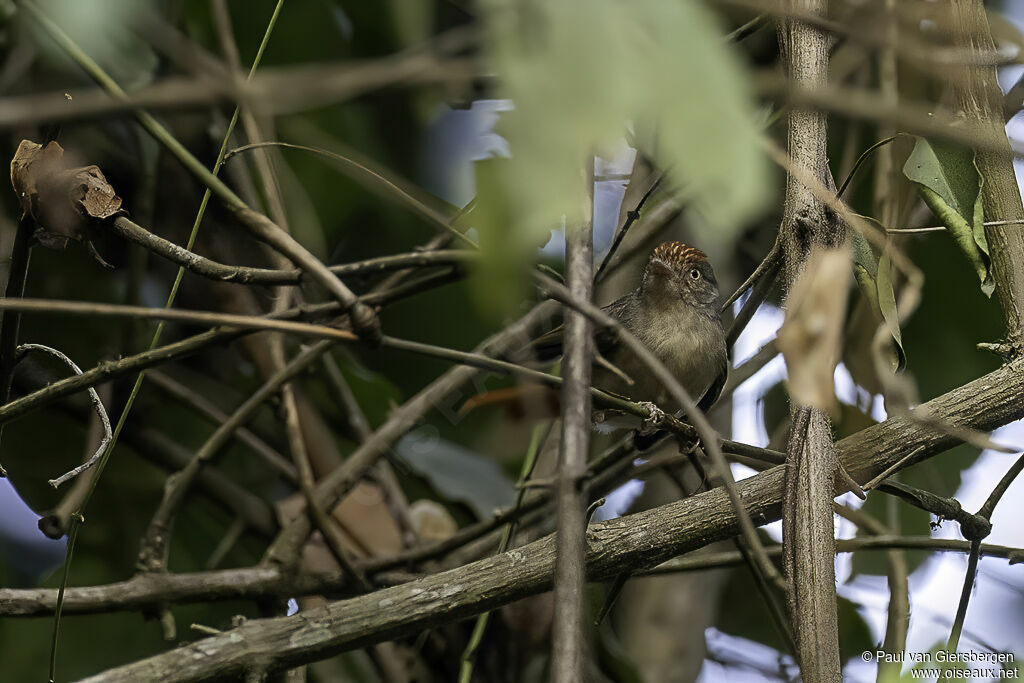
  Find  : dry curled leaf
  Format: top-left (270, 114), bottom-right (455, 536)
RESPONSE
top-left (10, 139), bottom-right (123, 250)
top-left (777, 246), bottom-right (852, 415)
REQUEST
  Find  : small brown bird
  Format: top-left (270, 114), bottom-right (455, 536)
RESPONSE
top-left (463, 241), bottom-right (728, 426)
top-left (528, 241), bottom-right (728, 419)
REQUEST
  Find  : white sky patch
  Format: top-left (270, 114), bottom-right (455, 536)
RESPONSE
top-left (697, 627), bottom-right (798, 681)
top-left (593, 479), bottom-right (646, 522)
top-left (730, 302), bottom-right (786, 451)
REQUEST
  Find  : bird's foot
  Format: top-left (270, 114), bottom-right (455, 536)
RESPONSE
top-left (637, 402), bottom-right (666, 435)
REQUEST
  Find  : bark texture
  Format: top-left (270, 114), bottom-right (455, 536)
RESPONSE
top-left (552, 215), bottom-right (594, 682)
top-left (75, 358), bottom-right (1024, 683)
top-left (777, 1), bottom-right (844, 679)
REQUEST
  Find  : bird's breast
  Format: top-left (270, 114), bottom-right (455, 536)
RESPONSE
top-left (604, 308), bottom-right (725, 409)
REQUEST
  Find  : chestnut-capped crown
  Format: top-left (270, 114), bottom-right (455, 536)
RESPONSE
top-left (651, 241), bottom-right (707, 270)
top-left (643, 241), bottom-right (719, 307)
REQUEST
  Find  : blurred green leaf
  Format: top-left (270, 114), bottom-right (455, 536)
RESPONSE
top-left (29, 0), bottom-right (158, 89)
top-left (849, 225), bottom-right (906, 371)
top-left (388, 0), bottom-right (432, 47)
top-left (596, 621), bottom-right (644, 683)
top-left (837, 594), bottom-right (874, 664)
top-left (718, 557), bottom-right (872, 660)
top-left (902, 137), bottom-right (993, 296)
top-left (474, 0), bottom-right (769, 315)
top-left (470, 158), bottom-right (534, 319)
top-left (396, 430), bottom-right (515, 518)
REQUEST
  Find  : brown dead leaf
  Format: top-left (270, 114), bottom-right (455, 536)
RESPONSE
top-left (9, 139), bottom-right (123, 249)
top-left (777, 246), bottom-right (852, 415)
top-left (408, 499), bottom-right (457, 542)
top-left (11, 140), bottom-right (64, 216)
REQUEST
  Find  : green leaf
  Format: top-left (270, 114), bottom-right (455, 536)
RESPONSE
top-left (476, 0), bottom-right (769, 267)
top-left (595, 621), bottom-right (644, 683)
top-left (877, 247), bottom-right (906, 371)
top-left (717, 559), bottom-right (872, 660)
top-left (396, 430), bottom-right (516, 519)
top-left (902, 137), bottom-right (993, 296)
top-left (388, 0), bottom-right (432, 47)
top-left (470, 158), bottom-right (535, 320)
top-left (849, 225), bottom-right (906, 371)
top-left (837, 595), bottom-right (874, 664)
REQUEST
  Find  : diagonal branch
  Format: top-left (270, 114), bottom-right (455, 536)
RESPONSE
top-left (74, 358), bottom-right (1024, 682)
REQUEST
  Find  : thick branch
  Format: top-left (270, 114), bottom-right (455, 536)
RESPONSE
top-left (76, 359), bottom-right (1024, 682)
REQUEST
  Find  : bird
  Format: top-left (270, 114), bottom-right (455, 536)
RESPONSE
top-left (464, 241), bottom-right (728, 430)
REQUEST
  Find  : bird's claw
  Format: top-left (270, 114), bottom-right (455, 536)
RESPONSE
top-left (637, 402), bottom-right (666, 435)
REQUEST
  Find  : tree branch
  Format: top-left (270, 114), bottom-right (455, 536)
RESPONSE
top-left (0, 271), bottom-right (455, 428)
top-left (552, 198), bottom-right (593, 682)
top-left (72, 356), bottom-right (1024, 682)
top-left (108, 216), bottom-right (471, 286)
top-left (777, 2), bottom-right (844, 677)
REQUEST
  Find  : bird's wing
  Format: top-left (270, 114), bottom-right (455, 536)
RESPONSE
top-left (697, 354), bottom-right (728, 412)
top-left (527, 295), bottom-right (630, 361)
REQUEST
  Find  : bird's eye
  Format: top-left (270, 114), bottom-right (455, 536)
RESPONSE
top-left (690, 268), bottom-right (701, 280)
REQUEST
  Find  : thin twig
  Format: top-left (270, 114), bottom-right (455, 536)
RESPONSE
top-left (721, 241), bottom-right (780, 312)
top-left (137, 343), bottom-right (333, 574)
top-left (594, 174), bottom-right (662, 282)
top-left (725, 250), bottom-right (781, 350)
top-left (224, 141), bottom-right (475, 248)
top-left (320, 353), bottom-right (417, 546)
top-left (281, 380), bottom-right (371, 590)
top-left (0, 271), bottom-right (457, 428)
top-left (947, 450), bottom-right (1024, 651)
top-left (887, 219), bottom-right (1024, 234)
top-left (109, 216), bottom-right (472, 285)
top-left (834, 135), bottom-right (898, 200)
top-left (15, 344), bottom-right (112, 488)
top-left (48, 512), bottom-right (82, 683)
top-left (0, 297), bottom-right (359, 343)
top-left (147, 370), bottom-right (297, 482)
top-left (643, 536), bottom-right (1023, 575)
